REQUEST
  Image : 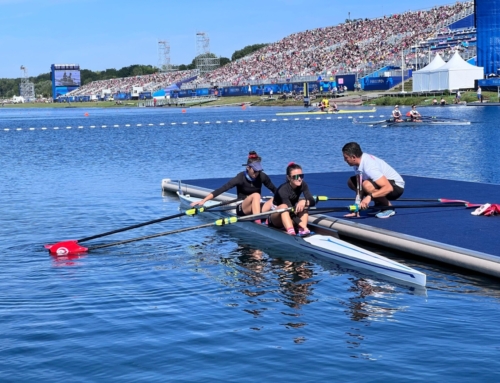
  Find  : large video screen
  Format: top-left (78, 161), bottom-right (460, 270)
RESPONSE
top-left (54, 70), bottom-right (81, 87)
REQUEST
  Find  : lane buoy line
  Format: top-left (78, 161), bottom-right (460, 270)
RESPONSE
top-left (1, 115), bottom-right (389, 132)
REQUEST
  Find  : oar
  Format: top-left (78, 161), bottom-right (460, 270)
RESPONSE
top-left (57, 206), bottom-right (357, 254)
top-left (422, 116), bottom-right (464, 121)
top-left (45, 198), bottom-right (240, 256)
top-left (60, 207), bottom-right (296, 253)
top-left (306, 203), bottom-right (480, 217)
top-left (314, 196), bottom-right (472, 204)
top-left (366, 202), bottom-right (480, 210)
top-left (353, 118), bottom-right (387, 125)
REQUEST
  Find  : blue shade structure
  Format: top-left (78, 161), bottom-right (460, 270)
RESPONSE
top-left (476, 0), bottom-right (500, 76)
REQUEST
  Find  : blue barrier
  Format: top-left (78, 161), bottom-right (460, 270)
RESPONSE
top-left (159, 76), bottom-right (355, 99)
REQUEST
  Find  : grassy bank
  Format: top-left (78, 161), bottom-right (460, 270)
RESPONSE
top-left (3, 90), bottom-right (497, 109)
top-left (192, 95), bottom-right (304, 107)
top-left (369, 91), bottom-right (498, 106)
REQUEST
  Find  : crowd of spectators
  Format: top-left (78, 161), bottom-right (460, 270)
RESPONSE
top-left (195, 1), bottom-right (473, 85)
top-left (68, 70), bottom-right (198, 97)
top-left (70, 2), bottom-right (473, 96)
top-left (404, 26), bottom-right (476, 70)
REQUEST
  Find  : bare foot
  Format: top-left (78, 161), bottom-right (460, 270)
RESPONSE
top-left (344, 212), bottom-right (360, 218)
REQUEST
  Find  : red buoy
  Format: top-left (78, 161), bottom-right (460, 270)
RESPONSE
top-left (45, 240), bottom-right (89, 256)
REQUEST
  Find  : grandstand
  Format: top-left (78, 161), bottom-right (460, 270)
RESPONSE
top-left (188, 1), bottom-right (474, 86)
top-left (66, 70), bottom-right (199, 100)
top-left (65, 1), bottom-right (477, 100)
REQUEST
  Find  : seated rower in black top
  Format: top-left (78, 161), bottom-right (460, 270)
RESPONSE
top-left (191, 151), bottom-right (277, 223)
top-left (262, 162), bottom-right (316, 236)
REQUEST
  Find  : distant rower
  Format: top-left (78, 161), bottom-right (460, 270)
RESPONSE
top-left (392, 105), bottom-right (403, 122)
top-left (409, 105), bottom-right (422, 122)
top-left (320, 97), bottom-right (330, 112)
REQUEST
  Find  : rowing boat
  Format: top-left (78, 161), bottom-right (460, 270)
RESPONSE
top-left (276, 108), bottom-right (376, 116)
top-left (176, 189), bottom-right (426, 287)
top-left (353, 118), bottom-right (470, 126)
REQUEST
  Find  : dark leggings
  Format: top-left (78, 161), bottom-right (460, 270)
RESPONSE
top-left (349, 176), bottom-right (404, 200)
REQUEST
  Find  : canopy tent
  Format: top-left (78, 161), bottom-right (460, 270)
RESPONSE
top-left (429, 51), bottom-right (484, 91)
top-left (412, 54), bottom-right (445, 92)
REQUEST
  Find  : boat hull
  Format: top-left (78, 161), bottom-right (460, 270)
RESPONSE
top-left (177, 193), bottom-right (426, 287)
top-left (276, 108), bottom-right (376, 116)
top-left (355, 119), bottom-right (470, 126)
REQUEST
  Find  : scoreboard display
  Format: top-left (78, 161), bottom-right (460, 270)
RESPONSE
top-left (51, 64), bottom-right (81, 100)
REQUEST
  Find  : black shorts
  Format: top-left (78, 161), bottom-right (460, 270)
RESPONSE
top-left (349, 176), bottom-right (404, 201)
top-left (236, 203), bottom-right (245, 217)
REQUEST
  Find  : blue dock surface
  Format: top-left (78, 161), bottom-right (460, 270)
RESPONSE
top-left (174, 172), bottom-right (500, 269)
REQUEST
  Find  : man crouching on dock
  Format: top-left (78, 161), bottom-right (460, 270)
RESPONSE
top-left (342, 142), bottom-right (405, 219)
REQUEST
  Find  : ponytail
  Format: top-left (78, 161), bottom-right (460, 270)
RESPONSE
top-left (246, 150), bottom-right (262, 165)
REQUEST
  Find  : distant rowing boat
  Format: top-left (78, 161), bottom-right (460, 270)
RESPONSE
top-left (353, 118), bottom-right (471, 126)
top-left (176, 190), bottom-right (426, 287)
top-left (276, 108), bottom-right (376, 116)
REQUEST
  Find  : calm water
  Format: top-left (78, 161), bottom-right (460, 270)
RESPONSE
top-left (1, 105), bottom-right (500, 382)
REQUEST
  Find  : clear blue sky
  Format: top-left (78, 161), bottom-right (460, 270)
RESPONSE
top-left (0, 0), bottom-right (458, 78)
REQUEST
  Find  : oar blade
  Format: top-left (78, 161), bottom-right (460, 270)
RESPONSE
top-left (45, 240), bottom-right (89, 256)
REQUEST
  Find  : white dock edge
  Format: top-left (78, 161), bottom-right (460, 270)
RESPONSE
top-left (162, 178), bottom-right (500, 279)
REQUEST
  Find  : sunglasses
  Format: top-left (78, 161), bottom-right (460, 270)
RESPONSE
top-left (291, 174), bottom-right (305, 180)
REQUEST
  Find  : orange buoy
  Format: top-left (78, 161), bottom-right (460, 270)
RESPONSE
top-left (84, 112), bottom-right (89, 117)
top-left (182, 109), bottom-right (186, 113)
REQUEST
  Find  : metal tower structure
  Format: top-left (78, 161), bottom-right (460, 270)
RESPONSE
top-left (158, 40), bottom-right (172, 72)
top-left (19, 66), bottom-right (35, 102)
top-left (195, 31), bottom-right (219, 75)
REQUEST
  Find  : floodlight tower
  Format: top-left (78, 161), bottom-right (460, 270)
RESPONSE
top-left (195, 31), bottom-right (219, 75)
top-left (158, 40), bottom-right (172, 72)
top-left (20, 65), bottom-right (35, 102)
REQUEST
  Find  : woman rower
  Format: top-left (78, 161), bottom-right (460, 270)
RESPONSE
top-left (391, 105), bottom-right (403, 122)
top-left (328, 100), bottom-right (339, 113)
top-left (191, 151), bottom-right (277, 223)
top-left (262, 162), bottom-right (316, 236)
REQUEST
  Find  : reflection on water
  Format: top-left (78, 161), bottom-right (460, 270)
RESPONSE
top-left (343, 278), bottom-right (401, 322)
top-left (184, 233), bottom-right (414, 347)
top-left (51, 253), bottom-right (86, 268)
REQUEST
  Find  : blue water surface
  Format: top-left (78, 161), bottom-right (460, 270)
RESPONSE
top-left (1, 105), bottom-right (500, 382)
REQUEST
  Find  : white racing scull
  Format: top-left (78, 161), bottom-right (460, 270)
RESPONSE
top-left (353, 118), bottom-right (471, 126)
top-left (176, 190), bottom-right (426, 287)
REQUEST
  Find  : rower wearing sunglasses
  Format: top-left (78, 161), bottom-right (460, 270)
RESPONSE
top-left (191, 151), bottom-right (277, 223)
top-left (262, 162), bottom-right (316, 236)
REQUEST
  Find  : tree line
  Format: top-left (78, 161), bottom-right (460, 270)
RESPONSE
top-left (0, 43), bottom-right (268, 99)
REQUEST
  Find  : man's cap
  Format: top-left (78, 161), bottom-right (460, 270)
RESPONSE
top-left (395, 105), bottom-right (399, 108)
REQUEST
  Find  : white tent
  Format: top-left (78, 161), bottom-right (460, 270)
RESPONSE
top-left (430, 51), bottom-right (484, 91)
top-left (412, 54), bottom-right (445, 92)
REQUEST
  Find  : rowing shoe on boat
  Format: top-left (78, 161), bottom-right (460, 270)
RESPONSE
top-left (276, 108), bottom-right (376, 116)
top-left (353, 118), bottom-right (471, 126)
top-left (176, 191), bottom-right (426, 287)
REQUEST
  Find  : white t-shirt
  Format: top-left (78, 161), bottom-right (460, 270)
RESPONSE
top-left (354, 153), bottom-right (405, 188)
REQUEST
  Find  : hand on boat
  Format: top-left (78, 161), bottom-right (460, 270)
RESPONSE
top-left (190, 200), bottom-right (205, 207)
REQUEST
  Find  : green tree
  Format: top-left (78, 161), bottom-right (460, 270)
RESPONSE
top-left (35, 80), bottom-right (52, 98)
top-left (219, 57), bottom-right (231, 67)
top-left (231, 44), bottom-right (268, 61)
